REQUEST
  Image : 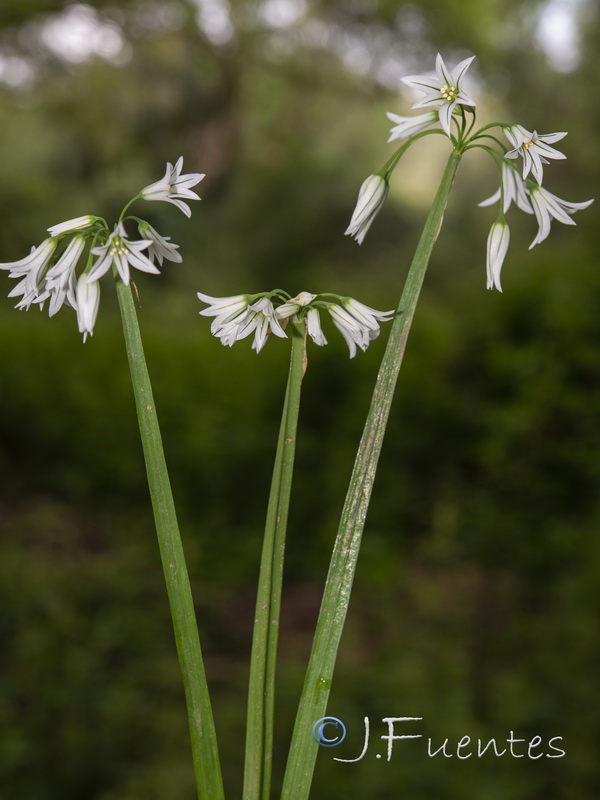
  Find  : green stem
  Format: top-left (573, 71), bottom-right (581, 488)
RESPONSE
top-left (244, 321), bottom-right (307, 800)
top-left (281, 150), bottom-right (462, 800)
top-left (468, 134), bottom-right (507, 151)
top-left (115, 280), bottom-right (224, 800)
top-left (381, 128), bottom-right (449, 177)
top-left (118, 194), bottom-right (142, 222)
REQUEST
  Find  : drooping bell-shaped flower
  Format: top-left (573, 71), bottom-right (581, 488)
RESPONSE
top-left (345, 174), bottom-right (389, 245)
top-left (141, 156), bottom-right (204, 218)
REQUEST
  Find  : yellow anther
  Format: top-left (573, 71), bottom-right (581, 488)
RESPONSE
top-left (440, 84), bottom-right (458, 101)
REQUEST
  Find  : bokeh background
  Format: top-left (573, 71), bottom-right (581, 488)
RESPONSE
top-left (1, 1), bottom-right (599, 798)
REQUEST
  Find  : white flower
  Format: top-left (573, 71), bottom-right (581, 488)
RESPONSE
top-left (529, 186), bottom-right (594, 249)
top-left (8, 272), bottom-right (49, 310)
top-left (243, 297), bottom-right (288, 353)
top-left (386, 110), bottom-right (438, 142)
top-left (198, 291), bottom-right (393, 356)
top-left (138, 221), bottom-right (182, 266)
top-left (503, 125), bottom-right (567, 185)
top-left (306, 307), bottom-right (328, 346)
top-left (0, 238), bottom-right (57, 274)
top-left (345, 174), bottom-right (388, 245)
top-left (328, 306), bottom-right (371, 358)
top-left (47, 215), bottom-right (96, 237)
top-left (86, 223), bottom-right (159, 285)
top-left (486, 221), bottom-right (510, 292)
top-left (344, 298), bottom-right (394, 331)
top-left (211, 311), bottom-right (253, 345)
top-left (401, 53), bottom-right (476, 137)
top-left (44, 236), bottom-right (86, 315)
top-left (1, 238), bottom-right (57, 310)
top-left (275, 291), bottom-right (317, 320)
top-left (141, 156), bottom-right (205, 217)
top-left (478, 161), bottom-right (533, 215)
top-left (328, 299), bottom-right (393, 358)
top-left (197, 291), bottom-right (250, 333)
top-left (76, 276), bottom-right (101, 342)
top-left (198, 292), bottom-right (287, 352)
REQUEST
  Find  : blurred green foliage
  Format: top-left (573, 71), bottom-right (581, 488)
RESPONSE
top-left (0, 1), bottom-right (599, 798)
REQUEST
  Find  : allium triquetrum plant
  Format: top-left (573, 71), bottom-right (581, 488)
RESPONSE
top-left (280, 52), bottom-right (593, 800)
top-left (195, 288), bottom-right (393, 800)
top-left (0, 158), bottom-right (228, 800)
top-left (0, 51), bottom-right (593, 800)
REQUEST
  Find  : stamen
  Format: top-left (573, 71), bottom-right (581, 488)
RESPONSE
top-left (439, 84), bottom-right (458, 101)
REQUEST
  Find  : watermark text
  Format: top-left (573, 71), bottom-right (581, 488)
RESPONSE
top-left (311, 716), bottom-right (565, 762)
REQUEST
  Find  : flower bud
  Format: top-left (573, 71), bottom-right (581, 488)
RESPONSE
top-left (47, 215), bottom-right (97, 237)
top-left (76, 276), bottom-right (101, 342)
top-left (486, 221), bottom-right (510, 292)
top-left (345, 174), bottom-right (389, 245)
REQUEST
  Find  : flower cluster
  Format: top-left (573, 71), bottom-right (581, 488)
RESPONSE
top-left (479, 127), bottom-right (593, 291)
top-left (198, 291), bottom-right (394, 357)
top-left (344, 52), bottom-right (593, 293)
top-left (345, 52), bottom-right (477, 245)
top-left (0, 158), bottom-right (204, 341)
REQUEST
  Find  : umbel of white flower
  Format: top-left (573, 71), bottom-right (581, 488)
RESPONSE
top-left (345, 51), bottom-right (593, 292)
top-left (0, 157), bottom-right (203, 341)
top-left (479, 161), bottom-right (593, 289)
top-left (345, 52), bottom-right (477, 245)
top-left (198, 291), bottom-right (394, 357)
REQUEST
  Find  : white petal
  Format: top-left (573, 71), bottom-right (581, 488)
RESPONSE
top-left (478, 188), bottom-right (501, 208)
top-left (331, 316), bottom-right (358, 358)
top-left (435, 53), bottom-right (453, 87)
top-left (401, 74), bottom-right (439, 92)
top-left (486, 222), bottom-right (510, 292)
top-left (48, 215), bottom-right (96, 237)
top-left (306, 308), bottom-right (328, 346)
top-left (438, 102), bottom-right (454, 137)
top-left (456, 90), bottom-right (476, 107)
top-left (411, 94), bottom-right (444, 109)
top-left (126, 248), bottom-right (161, 275)
top-left (539, 131), bottom-right (568, 144)
top-left (197, 292), bottom-right (246, 308)
top-left (451, 55), bottom-right (476, 86)
top-left (85, 252), bottom-right (113, 282)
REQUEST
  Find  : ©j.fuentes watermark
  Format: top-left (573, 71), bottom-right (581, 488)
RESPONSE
top-left (312, 716), bottom-right (565, 762)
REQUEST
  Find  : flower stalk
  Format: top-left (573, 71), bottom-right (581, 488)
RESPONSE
top-left (244, 320), bottom-right (307, 800)
top-left (281, 150), bottom-right (462, 800)
top-left (115, 278), bottom-right (224, 800)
